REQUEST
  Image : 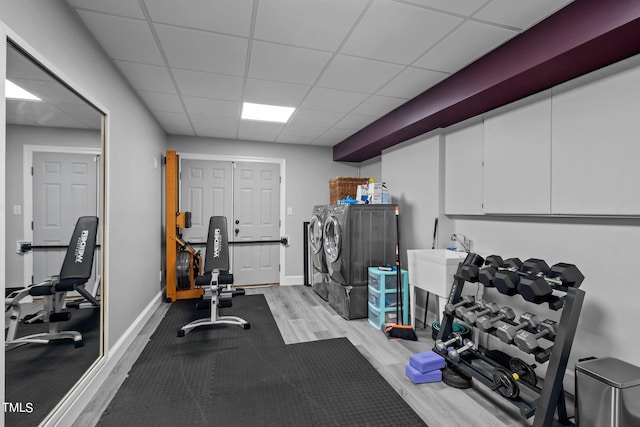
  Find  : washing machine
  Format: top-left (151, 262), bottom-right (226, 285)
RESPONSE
top-left (323, 204), bottom-right (396, 319)
top-left (309, 205), bottom-right (329, 300)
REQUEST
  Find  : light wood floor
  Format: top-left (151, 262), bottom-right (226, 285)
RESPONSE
top-left (74, 285), bottom-right (545, 427)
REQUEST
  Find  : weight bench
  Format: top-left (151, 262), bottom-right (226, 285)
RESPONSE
top-left (178, 216), bottom-right (250, 337)
top-left (5, 216), bottom-right (99, 350)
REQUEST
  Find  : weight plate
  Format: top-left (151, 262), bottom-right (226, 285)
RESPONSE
top-left (442, 365), bottom-right (473, 389)
top-left (492, 367), bottom-right (520, 399)
top-left (176, 251), bottom-right (191, 290)
top-left (509, 357), bottom-right (537, 387)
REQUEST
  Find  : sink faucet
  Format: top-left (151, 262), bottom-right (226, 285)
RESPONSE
top-left (451, 233), bottom-right (471, 252)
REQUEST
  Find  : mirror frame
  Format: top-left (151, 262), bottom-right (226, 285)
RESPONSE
top-left (2, 24), bottom-right (109, 426)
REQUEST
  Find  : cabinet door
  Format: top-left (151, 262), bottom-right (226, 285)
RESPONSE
top-left (551, 57), bottom-right (640, 215)
top-left (444, 120), bottom-right (484, 215)
top-left (483, 91), bottom-right (551, 214)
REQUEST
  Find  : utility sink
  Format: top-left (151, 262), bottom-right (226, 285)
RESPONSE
top-left (406, 249), bottom-right (467, 325)
top-left (407, 249), bottom-right (467, 297)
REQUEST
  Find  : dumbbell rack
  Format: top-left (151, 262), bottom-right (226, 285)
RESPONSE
top-left (434, 253), bottom-right (585, 427)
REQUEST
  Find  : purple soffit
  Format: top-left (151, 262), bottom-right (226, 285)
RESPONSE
top-left (333, 0), bottom-right (640, 162)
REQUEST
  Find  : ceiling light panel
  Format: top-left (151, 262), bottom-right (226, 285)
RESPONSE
top-left (241, 102), bottom-right (295, 123)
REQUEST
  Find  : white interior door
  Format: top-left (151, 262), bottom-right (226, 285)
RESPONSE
top-left (32, 151), bottom-right (98, 283)
top-left (180, 159), bottom-right (233, 245)
top-left (180, 158), bottom-right (280, 285)
top-left (232, 162), bottom-right (280, 286)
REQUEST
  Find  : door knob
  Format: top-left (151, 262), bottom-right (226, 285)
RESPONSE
top-left (235, 228), bottom-right (240, 235)
top-left (235, 219), bottom-right (239, 224)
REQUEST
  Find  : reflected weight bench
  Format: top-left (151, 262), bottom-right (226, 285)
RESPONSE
top-left (5, 216), bottom-right (99, 350)
top-left (178, 216), bottom-right (250, 337)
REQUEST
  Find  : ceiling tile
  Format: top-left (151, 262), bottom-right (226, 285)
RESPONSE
top-left (67, 0), bottom-right (145, 18)
top-left (401, 0), bottom-right (489, 16)
top-left (301, 87), bottom-right (368, 113)
top-left (144, 0), bottom-right (253, 37)
top-left (276, 134), bottom-right (318, 144)
top-left (254, 0), bottom-right (368, 51)
top-left (190, 115), bottom-right (238, 139)
top-left (318, 127), bottom-right (356, 141)
top-left (244, 79), bottom-right (310, 107)
top-left (351, 95), bottom-right (406, 116)
top-left (55, 103), bottom-right (103, 129)
top-left (238, 121), bottom-right (285, 142)
top-left (475, 0), bottom-right (573, 29)
top-left (280, 124), bottom-right (329, 139)
top-left (182, 96), bottom-right (240, 118)
top-left (76, 10), bottom-right (164, 65)
top-left (137, 91), bottom-right (185, 113)
top-left (114, 60), bottom-right (176, 93)
top-left (249, 41), bottom-right (333, 85)
top-left (341, 1), bottom-right (464, 65)
top-left (288, 109), bottom-right (345, 127)
top-left (333, 114), bottom-right (377, 130)
top-left (377, 66), bottom-right (449, 98)
top-left (154, 24), bottom-right (248, 75)
top-left (152, 110), bottom-right (192, 127)
top-left (317, 55), bottom-right (404, 94)
top-left (414, 20), bottom-right (518, 73)
top-left (172, 69), bottom-right (243, 100)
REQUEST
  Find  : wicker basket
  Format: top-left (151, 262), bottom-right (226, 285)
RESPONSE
top-left (329, 176), bottom-right (367, 204)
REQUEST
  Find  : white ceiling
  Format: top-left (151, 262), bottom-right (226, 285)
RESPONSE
top-left (62, 0), bottom-right (573, 146)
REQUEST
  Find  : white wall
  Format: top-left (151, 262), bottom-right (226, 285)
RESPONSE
top-left (5, 125), bottom-right (101, 285)
top-left (380, 53), bottom-right (640, 386)
top-left (166, 135), bottom-right (360, 282)
top-left (1, 2), bottom-right (166, 422)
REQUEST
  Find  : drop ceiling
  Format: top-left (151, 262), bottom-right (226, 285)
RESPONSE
top-left (63, 0), bottom-right (573, 147)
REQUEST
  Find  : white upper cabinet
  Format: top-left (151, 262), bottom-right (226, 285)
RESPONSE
top-left (551, 57), bottom-right (640, 215)
top-left (482, 91), bottom-right (552, 214)
top-left (444, 119), bottom-right (484, 215)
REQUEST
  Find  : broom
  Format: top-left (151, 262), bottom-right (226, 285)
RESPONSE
top-left (384, 205), bottom-right (418, 341)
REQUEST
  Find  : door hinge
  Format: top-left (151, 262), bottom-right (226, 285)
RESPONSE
top-left (279, 264), bottom-right (281, 272)
top-left (31, 221), bottom-right (34, 230)
top-left (31, 275), bottom-right (34, 284)
top-left (31, 166), bottom-right (34, 176)
top-left (279, 176), bottom-right (281, 183)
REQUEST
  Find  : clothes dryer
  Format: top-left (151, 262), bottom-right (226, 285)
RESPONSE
top-left (323, 204), bottom-right (396, 319)
top-left (309, 205), bottom-right (329, 300)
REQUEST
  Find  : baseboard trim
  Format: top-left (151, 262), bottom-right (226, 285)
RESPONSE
top-left (281, 275), bottom-right (304, 286)
top-left (46, 291), bottom-right (163, 427)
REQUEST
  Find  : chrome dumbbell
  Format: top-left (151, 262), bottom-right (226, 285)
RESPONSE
top-left (448, 339), bottom-right (475, 362)
top-left (435, 332), bottom-right (462, 352)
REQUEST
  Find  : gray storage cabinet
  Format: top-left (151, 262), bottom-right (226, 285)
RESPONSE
top-left (575, 357), bottom-right (640, 426)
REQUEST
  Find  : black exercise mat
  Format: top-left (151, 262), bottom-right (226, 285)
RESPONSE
top-left (98, 295), bottom-right (426, 426)
top-left (5, 307), bottom-right (101, 427)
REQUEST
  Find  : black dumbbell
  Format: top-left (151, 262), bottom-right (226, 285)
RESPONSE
top-left (444, 295), bottom-right (474, 316)
top-left (518, 262), bottom-right (585, 304)
top-left (455, 299), bottom-right (484, 318)
top-left (514, 319), bottom-right (557, 353)
top-left (461, 255), bottom-right (504, 283)
top-left (520, 258), bottom-right (551, 275)
top-left (448, 339), bottom-right (475, 362)
top-left (496, 312), bottom-right (541, 344)
top-left (435, 332), bottom-right (462, 352)
top-left (476, 306), bottom-right (515, 332)
top-left (492, 258), bottom-right (523, 295)
top-left (463, 302), bottom-right (500, 325)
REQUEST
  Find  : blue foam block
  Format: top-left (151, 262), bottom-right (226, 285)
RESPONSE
top-left (406, 364), bottom-right (442, 384)
top-left (409, 351), bottom-right (445, 373)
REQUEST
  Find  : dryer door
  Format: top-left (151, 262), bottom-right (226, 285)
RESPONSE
top-left (309, 214), bottom-right (324, 255)
top-left (323, 216), bottom-right (341, 263)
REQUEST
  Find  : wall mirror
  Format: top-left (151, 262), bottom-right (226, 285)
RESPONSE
top-left (4, 39), bottom-right (105, 426)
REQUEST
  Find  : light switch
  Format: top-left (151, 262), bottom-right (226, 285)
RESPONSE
top-left (287, 207), bottom-right (293, 215)
top-left (13, 205), bottom-right (21, 215)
